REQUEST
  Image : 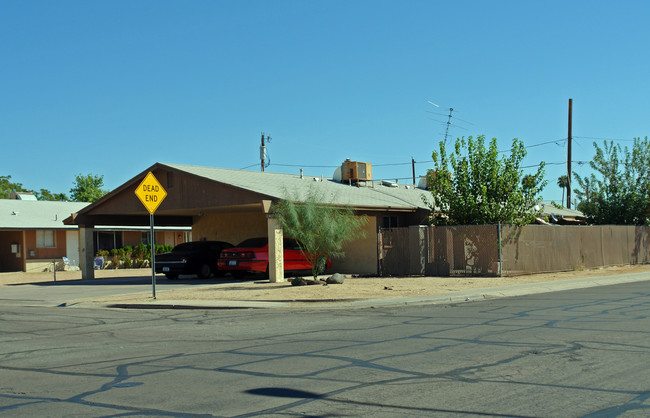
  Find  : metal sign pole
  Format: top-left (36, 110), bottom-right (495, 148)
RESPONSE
top-left (135, 171), bottom-right (166, 300)
top-left (151, 213), bottom-right (156, 299)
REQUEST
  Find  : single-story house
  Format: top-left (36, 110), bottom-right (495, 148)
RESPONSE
top-left (67, 162), bottom-right (434, 281)
top-left (536, 202), bottom-right (586, 225)
top-left (0, 194), bottom-right (191, 273)
top-left (65, 162), bottom-right (587, 281)
top-left (0, 198), bottom-right (88, 272)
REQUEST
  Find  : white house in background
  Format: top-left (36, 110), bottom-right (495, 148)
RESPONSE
top-left (0, 195), bottom-right (191, 273)
top-left (0, 197), bottom-right (88, 272)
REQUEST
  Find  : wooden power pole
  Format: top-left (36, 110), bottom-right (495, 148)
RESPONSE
top-left (567, 99), bottom-right (572, 209)
top-left (260, 133), bottom-right (267, 172)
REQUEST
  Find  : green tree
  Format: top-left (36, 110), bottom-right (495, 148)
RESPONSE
top-left (69, 173), bottom-right (108, 202)
top-left (428, 135), bottom-right (546, 226)
top-left (573, 137), bottom-right (650, 225)
top-left (34, 188), bottom-right (69, 201)
top-left (0, 175), bottom-right (28, 199)
top-left (521, 174), bottom-right (541, 190)
top-left (271, 187), bottom-right (368, 280)
top-left (557, 175), bottom-right (569, 207)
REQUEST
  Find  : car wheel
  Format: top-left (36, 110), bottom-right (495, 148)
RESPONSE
top-left (198, 264), bottom-right (211, 279)
top-left (165, 273), bottom-right (178, 280)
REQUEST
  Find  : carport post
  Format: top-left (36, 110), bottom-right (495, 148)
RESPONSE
top-left (266, 214), bottom-right (285, 283)
top-left (79, 226), bottom-right (95, 280)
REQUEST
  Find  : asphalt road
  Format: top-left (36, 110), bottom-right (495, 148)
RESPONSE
top-left (0, 275), bottom-right (238, 307)
top-left (1, 281), bottom-right (649, 417)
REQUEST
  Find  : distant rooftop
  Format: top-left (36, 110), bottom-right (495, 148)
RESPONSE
top-left (0, 199), bottom-right (88, 230)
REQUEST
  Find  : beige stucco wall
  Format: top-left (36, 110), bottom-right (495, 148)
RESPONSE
top-left (193, 212), bottom-right (378, 275)
top-left (192, 212), bottom-right (268, 245)
top-left (331, 216), bottom-right (378, 275)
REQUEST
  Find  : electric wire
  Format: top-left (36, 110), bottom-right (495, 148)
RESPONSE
top-left (250, 134), bottom-right (633, 179)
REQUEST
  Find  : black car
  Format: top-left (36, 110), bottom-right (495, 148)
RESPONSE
top-left (155, 241), bottom-right (233, 279)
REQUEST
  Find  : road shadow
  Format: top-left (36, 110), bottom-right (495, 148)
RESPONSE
top-left (6, 275), bottom-right (257, 287)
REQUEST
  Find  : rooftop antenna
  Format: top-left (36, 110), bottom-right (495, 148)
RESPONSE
top-left (443, 108), bottom-right (454, 145)
top-left (260, 132), bottom-right (271, 172)
top-left (426, 99), bottom-right (474, 145)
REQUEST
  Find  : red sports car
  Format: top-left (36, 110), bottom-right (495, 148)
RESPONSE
top-left (218, 237), bottom-right (331, 277)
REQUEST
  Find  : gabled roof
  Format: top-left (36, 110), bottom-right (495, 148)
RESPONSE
top-left (0, 200), bottom-right (88, 230)
top-left (163, 163), bottom-right (432, 211)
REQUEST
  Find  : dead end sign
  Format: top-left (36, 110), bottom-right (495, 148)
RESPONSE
top-left (135, 171), bottom-right (167, 214)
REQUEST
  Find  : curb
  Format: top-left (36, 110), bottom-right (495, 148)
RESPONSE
top-left (81, 272), bottom-right (650, 311)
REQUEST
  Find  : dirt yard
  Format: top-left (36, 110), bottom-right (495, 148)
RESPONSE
top-left (6, 264), bottom-right (647, 304)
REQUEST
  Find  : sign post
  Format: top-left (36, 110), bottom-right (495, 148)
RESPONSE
top-left (135, 172), bottom-right (167, 299)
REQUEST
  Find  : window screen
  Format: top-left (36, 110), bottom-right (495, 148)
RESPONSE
top-left (37, 230), bottom-right (55, 248)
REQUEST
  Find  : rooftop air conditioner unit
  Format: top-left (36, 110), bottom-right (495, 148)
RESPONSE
top-left (341, 159), bottom-right (372, 183)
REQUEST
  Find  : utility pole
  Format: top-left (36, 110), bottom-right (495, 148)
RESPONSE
top-left (567, 99), bottom-right (572, 209)
top-left (411, 157), bottom-right (416, 185)
top-left (260, 133), bottom-right (270, 172)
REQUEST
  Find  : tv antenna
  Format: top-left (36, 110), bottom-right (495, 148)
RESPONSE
top-left (426, 100), bottom-right (474, 144)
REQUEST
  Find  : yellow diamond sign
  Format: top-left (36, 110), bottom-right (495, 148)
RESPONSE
top-left (135, 171), bottom-right (167, 214)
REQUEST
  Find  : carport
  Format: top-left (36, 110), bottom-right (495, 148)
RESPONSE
top-left (67, 162), bottom-right (431, 281)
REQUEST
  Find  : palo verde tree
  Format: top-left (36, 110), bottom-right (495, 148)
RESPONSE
top-left (573, 137), bottom-right (650, 225)
top-left (69, 173), bottom-right (108, 202)
top-left (271, 187), bottom-right (368, 280)
top-left (428, 135), bottom-right (546, 226)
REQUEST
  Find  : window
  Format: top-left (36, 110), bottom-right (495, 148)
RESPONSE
top-left (36, 230), bottom-right (55, 248)
top-left (383, 216), bottom-right (398, 228)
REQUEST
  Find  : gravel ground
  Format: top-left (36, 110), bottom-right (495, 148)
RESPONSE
top-left (4, 264), bottom-right (649, 304)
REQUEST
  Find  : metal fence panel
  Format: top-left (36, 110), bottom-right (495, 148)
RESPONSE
top-left (501, 225), bottom-right (586, 274)
top-left (501, 225), bottom-right (646, 276)
top-left (379, 227), bottom-right (410, 276)
top-left (380, 224), bottom-right (649, 277)
top-left (427, 225), bottom-right (499, 276)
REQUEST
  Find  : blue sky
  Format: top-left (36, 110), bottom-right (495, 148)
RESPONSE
top-left (2, 0), bottom-right (649, 204)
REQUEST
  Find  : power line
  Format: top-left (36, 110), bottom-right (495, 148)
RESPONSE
top-left (271, 163), bottom-right (339, 168)
top-left (240, 163), bottom-right (259, 170)
top-left (521, 160), bottom-right (589, 169)
top-left (574, 136), bottom-right (636, 142)
top-left (373, 162), bottom-right (412, 167)
top-left (499, 138), bottom-right (567, 153)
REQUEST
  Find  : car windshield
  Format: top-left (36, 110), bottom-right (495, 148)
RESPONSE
top-left (236, 238), bottom-right (268, 248)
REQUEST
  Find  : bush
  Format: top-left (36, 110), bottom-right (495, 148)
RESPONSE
top-left (96, 243), bottom-right (174, 269)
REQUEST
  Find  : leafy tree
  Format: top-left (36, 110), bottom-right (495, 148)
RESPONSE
top-left (271, 187), bottom-right (368, 280)
top-left (428, 135), bottom-right (546, 226)
top-left (34, 188), bottom-right (69, 201)
top-left (521, 174), bottom-right (541, 190)
top-left (69, 173), bottom-right (108, 202)
top-left (573, 137), bottom-right (650, 225)
top-left (0, 175), bottom-right (28, 199)
top-left (557, 175), bottom-right (569, 207)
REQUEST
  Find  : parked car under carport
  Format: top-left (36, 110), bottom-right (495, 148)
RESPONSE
top-left (155, 241), bottom-right (233, 279)
top-left (217, 237), bottom-right (331, 278)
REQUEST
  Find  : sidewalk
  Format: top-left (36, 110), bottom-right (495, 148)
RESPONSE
top-left (98, 271), bottom-right (650, 310)
top-left (48, 264), bottom-right (650, 310)
top-left (2, 265), bottom-right (649, 310)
